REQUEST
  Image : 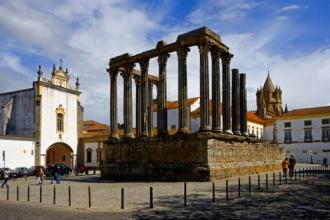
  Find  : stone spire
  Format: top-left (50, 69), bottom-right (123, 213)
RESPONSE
top-left (263, 72), bottom-right (275, 93)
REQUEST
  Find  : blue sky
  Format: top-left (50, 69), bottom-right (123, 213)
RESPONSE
top-left (1, 0), bottom-right (330, 124)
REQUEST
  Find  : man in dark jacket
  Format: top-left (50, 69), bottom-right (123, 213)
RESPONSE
top-left (288, 155), bottom-right (296, 177)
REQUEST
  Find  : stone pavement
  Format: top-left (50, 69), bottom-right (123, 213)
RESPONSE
top-left (0, 163), bottom-right (329, 219)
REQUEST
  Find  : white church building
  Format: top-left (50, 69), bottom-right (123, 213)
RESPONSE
top-left (0, 65), bottom-right (83, 169)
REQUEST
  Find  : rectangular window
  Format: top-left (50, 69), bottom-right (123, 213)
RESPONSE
top-left (87, 150), bottom-right (92, 163)
top-left (304, 129), bottom-right (313, 142)
top-left (57, 113), bottom-right (63, 132)
top-left (284, 130), bottom-right (292, 144)
top-left (322, 118), bottom-right (330, 125)
top-left (284, 122), bottom-right (291, 128)
top-left (304, 120), bottom-right (312, 126)
top-left (322, 127), bottom-right (330, 142)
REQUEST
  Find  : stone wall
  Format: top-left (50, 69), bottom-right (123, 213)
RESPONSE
top-left (102, 133), bottom-right (284, 181)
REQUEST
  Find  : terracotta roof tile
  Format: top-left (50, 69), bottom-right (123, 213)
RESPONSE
top-left (153, 97), bottom-right (199, 111)
top-left (247, 111), bottom-right (264, 124)
top-left (276, 105), bottom-right (330, 119)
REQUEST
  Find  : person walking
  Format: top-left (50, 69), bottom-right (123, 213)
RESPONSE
top-left (1, 168), bottom-right (10, 188)
top-left (36, 166), bottom-right (44, 185)
top-left (282, 157), bottom-right (289, 177)
top-left (323, 157), bottom-right (328, 168)
top-left (288, 155), bottom-right (296, 177)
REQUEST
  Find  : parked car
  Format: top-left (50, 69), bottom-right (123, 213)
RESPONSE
top-left (9, 169), bottom-right (18, 178)
top-left (45, 164), bottom-right (72, 177)
top-left (0, 167), bottom-right (17, 179)
top-left (15, 167), bottom-right (29, 177)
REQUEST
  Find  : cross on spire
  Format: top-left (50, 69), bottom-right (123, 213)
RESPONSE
top-left (60, 58), bottom-right (63, 67)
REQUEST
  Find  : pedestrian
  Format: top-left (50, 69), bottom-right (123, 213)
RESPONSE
top-left (36, 166), bottom-right (44, 185)
top-left (323, 157), bottom-right (328, 168)
top-left (282, 157), bottom-right (289, 177)
top-left (288, 155), bottom-right (296, 177)
top-left (54, 165), bottom-right (60, 184)
top-left (1, 168), bottom-right (10, 188)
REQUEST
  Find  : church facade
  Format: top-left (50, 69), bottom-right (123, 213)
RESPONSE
top-left (0, 65), bottom-right (83, 169)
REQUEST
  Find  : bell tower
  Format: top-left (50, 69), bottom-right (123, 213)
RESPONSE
top-left (256, 72), bottom-right (283, 119)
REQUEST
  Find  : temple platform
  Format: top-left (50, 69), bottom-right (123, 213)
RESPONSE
top-left (101, 132), bottom-right (284, 181)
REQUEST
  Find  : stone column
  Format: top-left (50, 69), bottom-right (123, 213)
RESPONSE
top-left (210, 46), bottom-right (221, 132)
top-left (177, 46), bottom-right (190, 133)
top-left (109, 67), bottom-right (119, 139)
top-left (148, 80), bottom-right (153, 137)
top-left (221, 52), bottom-right (233, 134)
top-left (240, 73), bottom-right (248, 136)
top-left (157, 54), bottom-right (170, 135)
top-left (198, 38), bottom-right (211, 132)
top-left (133, 75), bottom-right (142, 137)
top-left (232, 69), bottom-right (240, 135)
top-left (123, 64), bottom-right (134, 138)
top-left (139, 58), bottom-right (149, 137)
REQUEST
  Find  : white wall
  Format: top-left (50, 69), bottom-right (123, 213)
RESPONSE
top-left (277, 116), bottom-right (330, 163)
top-left (280, 142), bottom-right (330, 164)
top-left (40, 86), bottom-right (78, 166)
top-left (0, 138), bottom-right (35, 169)
top-left (247, 121), bottom-right (264, 139)
top-left (84, 142), bottom-right (99, 167)
top-left (263, 124), bottom-right (274, 142)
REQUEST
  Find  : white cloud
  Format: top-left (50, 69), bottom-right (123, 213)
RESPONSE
top-left (187, 0), bottom-right (259, 24)
top-left (0, 53), bottom-right (29, 76)
top-left (0, 0), bottom-right (159, 123)
top-left (276, 4), bottom-right (308, 13)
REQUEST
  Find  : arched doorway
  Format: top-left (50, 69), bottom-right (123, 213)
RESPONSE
top-left (46, 143), bottom-right (73, 169)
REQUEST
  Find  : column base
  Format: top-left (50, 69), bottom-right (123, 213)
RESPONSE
top-left (124, 132), bottom-right (135, 139)
top-left (212, 127), bottom-right (222, 133)
top-left (199, 125), bottom-right (211, 132)
top-left (241, 132), bottom-right (248, 136)
top-left (233, 131), bottom-right (241, 135)
top-left (110, 133), bottom-right (120, 139)
top-left (224, 130), bottom-right (233, 135)
top-left (157, 130), bottom-right (169, 136)
top-left (177, 127), bottom-right (190, 134)
top-left (141, 131), bottom-right (149, 137)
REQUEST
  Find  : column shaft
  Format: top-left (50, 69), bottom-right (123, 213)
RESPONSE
top-left (232, 69), bottom-right (240, 135)
top-left (198, 38), bottom-right (211, 132)
top-left (177, 47), bottom-right (190, 133)
top-left (222, 52), bottom-right (233, 134)
top-left (134, 76), bottom-right (142, 137)
top-left (210, 47), bottom-right (221, 131)
top-left (157, 54), bottom-right (169, 135)
top-left (148, 80), bottom-right (153, 137)
top-left (240, 73), bottom-right (248, 136)
top-left (109, 68), bottom-right (119, 139)
top-left (139, 59), bottom-right (149, 137)
top-left (123, 64), bottom-right (134, 138)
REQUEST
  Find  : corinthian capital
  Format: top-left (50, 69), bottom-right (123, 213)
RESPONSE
top-left (210, 46), bottom-right (221, 60)
top-left (198, 37), bottom-right (211, 55)
top-left (177, 46), bottom-right (190, 61)
top-left (139, 58), bottom-right (149, 73)
top-left (157, 53), bottom-right (170, 68)
top-left (221, 52), bottom-right (233, 65)
top-left (109, 67), bottom-right (118, 79)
